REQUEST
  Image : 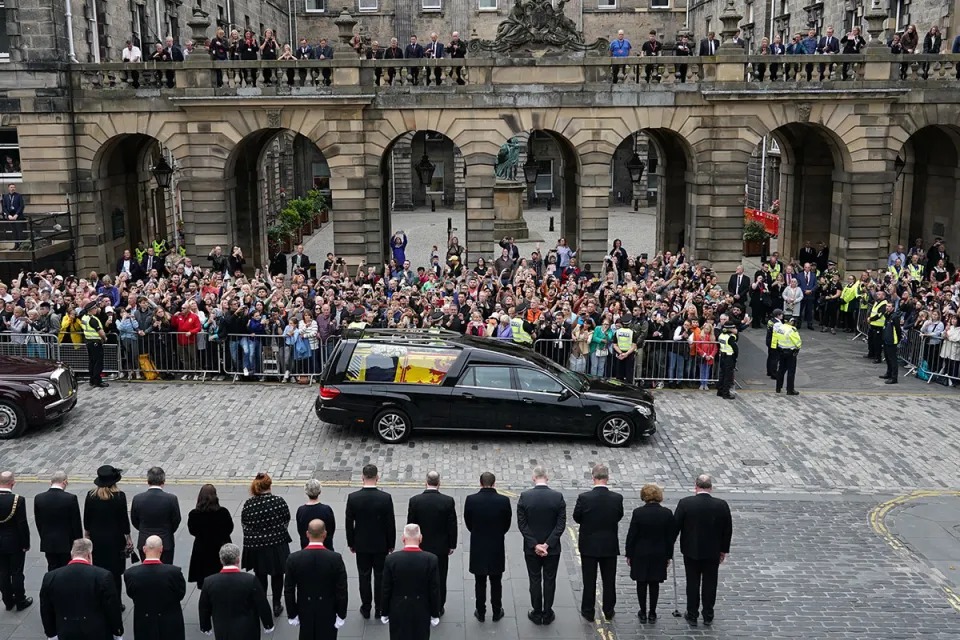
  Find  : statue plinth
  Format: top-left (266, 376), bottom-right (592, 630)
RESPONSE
top-left (493, 180), bottom-right (530, 240)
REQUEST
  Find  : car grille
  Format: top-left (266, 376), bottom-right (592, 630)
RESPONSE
top-left (51, 368), bottom-right (76, 399)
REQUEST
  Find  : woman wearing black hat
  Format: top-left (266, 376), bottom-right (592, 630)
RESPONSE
top-left (241, 472), bottom-right (291, 618)
top-left (83, 465), bottom-right (133, 603)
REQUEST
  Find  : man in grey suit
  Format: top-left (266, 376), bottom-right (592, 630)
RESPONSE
top-left (516, 466), bottom-right (565, 626)
top-left (130, 466), bottom-right (181, 564)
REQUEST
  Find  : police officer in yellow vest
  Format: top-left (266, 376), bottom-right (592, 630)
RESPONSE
top-left (879, 303), bottom-right (903, 384)
top-left (80, 302), bottom-right (109, 388)
top-left (716, 322), bottom-right (738, 400)
top-left (906, 257), bottom-right (923, 284)
top-left (839, 276), bottom-right (860, 333)
top-left (509, 315), bottom-right (534, 346)
top-left (611, 315), bottom-right (638, 384)
top-left (765, 309), bottom-right (784, 378)
top-left (771, 316), bottom-right (802, 395)
top-left (865, 292), bottom-right (888, 362)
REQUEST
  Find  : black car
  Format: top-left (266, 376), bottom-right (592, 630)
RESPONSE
top-left (314, 330), bottom-right (655, 446)
top-left (0, 355), bottom-right (78, 439)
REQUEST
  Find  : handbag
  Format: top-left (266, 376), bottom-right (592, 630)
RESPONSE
top-left (917, 359), bottom-right (930, 381)
top-left (294, 336), bottom-right (311, 360)
top-left (138, 354), bottom-right (160, 381)
top-left (595, 345), bottom-right (610, 357)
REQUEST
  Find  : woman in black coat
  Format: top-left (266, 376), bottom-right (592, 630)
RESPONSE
top-left (83, 465), bottom-right (133, 602)
top-left (625, 484), bottom-right (676, 623)
top-left (187, 484), bottom-right (234, 588)
top-left (241, 472), bottom-right (291, 618)
top-left (295, 479), bottom-right (336, 550)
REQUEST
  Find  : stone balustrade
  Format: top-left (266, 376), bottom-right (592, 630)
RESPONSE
top-left (69, 54), bottom-right (960, 94)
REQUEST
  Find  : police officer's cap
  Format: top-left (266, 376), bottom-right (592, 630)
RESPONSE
top-left (723, 322), bottom-right (737, 330)
top-left (621, 313), bottom-right (633, 324)
top-left (82, 301), bottom-right (99, 313)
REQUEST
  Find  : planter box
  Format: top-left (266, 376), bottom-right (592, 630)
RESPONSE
top-left (743, 238), bottom-right (769, 257)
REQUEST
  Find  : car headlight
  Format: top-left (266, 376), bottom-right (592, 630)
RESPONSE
top-left (634, 404), bottom-right (652, 417)
top-left (29, 380), bottom-right (57, 399)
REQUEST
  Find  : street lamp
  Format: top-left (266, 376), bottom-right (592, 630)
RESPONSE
top-left (415, 153), bottom-right (437, 212)
top-left (625, 151), bottom-right (646, 212)
top-left (522, 153), bottom-right (540, 208)
top-left (151, 156), bottom-right (174, 190)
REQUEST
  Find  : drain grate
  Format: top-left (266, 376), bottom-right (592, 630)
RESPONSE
top-left (741, 459), bottom-right (769, 467)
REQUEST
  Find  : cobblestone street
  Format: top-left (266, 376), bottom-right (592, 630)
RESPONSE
top-left (0, 330), bottom-right (957, 638)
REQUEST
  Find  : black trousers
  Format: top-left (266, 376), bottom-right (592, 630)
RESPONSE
top-left (683, 556), bottom-right (720, 621)
top-left (255, 568), bottom-right (283, 606)
top-left (87, 340), bottom-right (104, 384)
top-left (436, 551), bottom-right (449, 606)
top-left (161, 548), bottom-right (175, 565)
top-left (0, 551), bottom-right (26, 606)
top-left (776, 350), bottom-right (798, 392)
top-left (580, 555), bottom-right (617, 617)
top-left (44, 552), bottom-right (71, 572)
top-left (717, 356), bottom-right (735, 396)
top-left (766, 347), bottom-right (780, 377)
top-left (524, 554), bottom-right (560, 615)
top-left (473, 573), bottom-right (502, 614)
top-left (884, 343), bottom-right (899, 381)
top-left (867, 326), bottom-right (883, 358)
top-left (356, 552), bottom-right (387, 612)
top-left (636, 581), bottom-right (660, 614)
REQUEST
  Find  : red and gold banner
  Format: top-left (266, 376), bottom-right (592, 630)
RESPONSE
top-left (744, 207), bottom-right (780, 237)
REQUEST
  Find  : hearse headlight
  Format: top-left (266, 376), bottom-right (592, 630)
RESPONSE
top-left (634, 404), bottom-right (652, 417)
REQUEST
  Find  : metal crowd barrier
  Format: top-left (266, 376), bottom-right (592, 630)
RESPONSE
top-left (851, 308), bottom-right (869, 342)
top-left (0, 333), bottom-right (120, 375)
top-left (221, 334), bottom-right (341, 382)
top-left (117, 332), bottom-right (224, 380)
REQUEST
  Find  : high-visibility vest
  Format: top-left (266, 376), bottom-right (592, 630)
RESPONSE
top-left (888, 265), bottom-right (903, 279)
top-left (772, 324), bottom-right (802, 350)
top-left (615, 328), bottom-right (634, 352)
top-left (840, 283), bottom-right (858, 312)
top-left (718, 332), bottom-right (734, 356)
top-left (769, 262), bottom-right (781, 281)
top-left (81, 315), bottom-right (102, 341)
top-left (869, 301), bottom-right (887, 327)
top-left (153, 239), bottom-right (167, 255)
top-left (510, 317), bottom-right (532, 345)
top-left (347, 321), bottom-right (366, 332)
top-left (134, 246), bottom-right (146, 262)
top-left (907, 263), bottom-right (923, 281)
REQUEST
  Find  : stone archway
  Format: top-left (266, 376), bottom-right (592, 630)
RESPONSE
top-left (224, 129), bottom-right (332, 271)
top-left (524, 130), bottom-right (581, 253)
top-left (893, 125), bottom-right (960, 260)
top-left (770, 123), bottom-right (850, 265)
top-left (92, 134), bottom-right (172, 269)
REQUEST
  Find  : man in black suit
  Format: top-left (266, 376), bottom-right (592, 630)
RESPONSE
top-left (199, 543), bottom-right (274, 639)
top-left (406, 471), bottom-right (457, 614)
top-left (815, 242), bottom-right (830, 273)
top-left (33, 471), bottom-right (83, 572)
top-left (0, 471), bottom-right (30, 612)
top-left (572, 464), bottom-right (623, 621)
top-left (727, 265), bottom-right (750, 302)
top-left (1, 184), bottom-right (24, 244)
top-left (405, 34), bottom-right (425, 85)
top-left (698, 31), bottom-right (720, 55)
top-left (816, 25), bottom-right (840, 80)
top-left (517, 466), bottom-right (566, 625)
top-left (130, 466), bottom-right (181, 564)
top-left (124, 535), bottom-right (186, 640)
top-left (116, 248), bottom-right (141, 280)
top-left (285, 519), bottom-right (349, 640)
top-left (464, 472), bottom-right (511, 622)
top-left (40, 538), bottom-right (123, 638)
top-left (291, 243), bottom-right (312, 276)
top-left (381, 524), bottom-right (441, 640)
top-left (140, 246), bottom-right (165, 278)
top-left (798, 240), bottom-right (817, 267)
top-left (424, 32), bottom-right (445, 86)
top-left (345, 464), bottom-right (395, 619)
top-left (674, 474), bottom-right (733, 627)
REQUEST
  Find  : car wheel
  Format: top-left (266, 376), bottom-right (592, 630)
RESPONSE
top-left (0, 402), bottom-right (27, 440)
top-left (597, 414), bottom-right (633, 448)
top-left (374, 408), bottom-right (411, 444)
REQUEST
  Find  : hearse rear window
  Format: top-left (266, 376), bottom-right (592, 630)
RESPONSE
top-left (345, 343), bottom-right (458, 384)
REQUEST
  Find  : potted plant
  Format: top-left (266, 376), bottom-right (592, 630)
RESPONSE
top-left (743, 220), bottom-right (771, 257)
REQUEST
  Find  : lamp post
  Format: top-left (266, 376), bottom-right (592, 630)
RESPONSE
top-left (522, 154), bottom-right (538, 208)
top-left (625, 151), bottom-right (646, 212)
top-left (151, 156), bottom-right (174, 246)
top-left (415, 153), bottom-right (437, 212)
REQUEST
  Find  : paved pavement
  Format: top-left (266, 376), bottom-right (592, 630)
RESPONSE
top-left (1, 323), bottom-right (959, 638)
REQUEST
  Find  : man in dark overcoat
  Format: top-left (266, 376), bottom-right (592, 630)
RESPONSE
top-left (39, 538), bottom-right (124, 640)
top-left (463, 471), bottom-right (511, 622)
top-left (33, 471), bottom-right (83, 572)
top-left (406, 471), bottom-right (457, 613)
top-left (572, 463), bottom-right (623, 621)
top-left (381, 524), bottom-right (441, 640)
top-left (199, 543), bottom-right (274, 640)
top-left (285, 519), bottom-right (349, 640)
top-left (124, 535), bottom-right (186, 640)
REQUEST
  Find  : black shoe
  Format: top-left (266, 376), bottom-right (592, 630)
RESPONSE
top-left (527, 610), bottom-right (542, 625)
top-left (863, 354), bottom-right (874, 358)
top-left (603, 610), bottom-right (614, 621)
top-left (886, 379), bottom-right (898, 384)
top-left (93, 382), bottom-right (110, 388)
top-left (474, 609), bottom-right (485, 622)
top-left (359, 607), bottom-right (371, 619)
top-left (683, 612), bottom-right (698, 626)
top-left (722, 394), bottom-right (735, 400)
top-left (703, 617), bottom-right (714, 626)
top-left (879, 375), bottom-right (890, 379)
top-left (541, 611), bottom-right (556, 625)
top-left (775, 388), bottom-right (782, 393)
top-left (787, 390), bottom-right (799, 396)
top-left (273, 603), bottom-right (283, 618)
top-left (581, 611), bottom-right (594, 622)
top-left (647, 611), bottom-right (657, 623)
top-left (492, 608), bottom-right (505, 621)
top-left (873, 359), bottom-right (883, 364)
top-left (15, 598), bottom-right (32, 612)
top-left (638, 611), bottom-right (648, 622)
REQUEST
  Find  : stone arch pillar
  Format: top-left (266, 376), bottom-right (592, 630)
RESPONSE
top-left (692, 144), bottom-right (754, 275)
top-left (329, 150), bottom-right (380, 265)
top-left (462, 151), bottom-right (497, 263)
top-left (578, 148), bottom-right (611, 267)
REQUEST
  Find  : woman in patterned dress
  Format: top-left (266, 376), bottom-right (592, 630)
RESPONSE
top-left (241, 472), bottom-right (292, 618)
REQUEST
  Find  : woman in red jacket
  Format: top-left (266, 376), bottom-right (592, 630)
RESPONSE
top-left (692, 321), bottom-right (718, 391)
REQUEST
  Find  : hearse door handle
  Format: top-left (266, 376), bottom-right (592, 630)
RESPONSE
top-left (521, 397), bottom-right (534, 404)
top-left (461, 393), bottom-right (474, 400)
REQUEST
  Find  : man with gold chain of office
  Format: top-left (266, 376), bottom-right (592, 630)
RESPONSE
top-left (771, 316), bottom-right (802, 396)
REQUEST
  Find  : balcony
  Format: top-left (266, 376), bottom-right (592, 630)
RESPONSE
top-left (68, 54), bottom-right (960, 100)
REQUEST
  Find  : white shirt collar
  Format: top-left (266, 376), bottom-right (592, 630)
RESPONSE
top-left (148, 486), bottom-right (163, 490)
top-left (222, 565), bottom-right (239, 570)
top-left (50, 484), bottom-right (65, 490)
top-left (534, 480), bottom-right (549, 487)
top-left (0, 488), bottom-right (11, 493)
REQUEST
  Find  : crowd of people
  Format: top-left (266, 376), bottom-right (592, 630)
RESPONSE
top-left (1, 228), bottom-right (958, 390)
top-left (0, 464), bottom-right (733, 639)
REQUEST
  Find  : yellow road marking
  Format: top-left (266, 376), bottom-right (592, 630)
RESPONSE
top-left (567, 526), bottom-right (617, 640)
top-left (869, 490), bottom-right (960, 612)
